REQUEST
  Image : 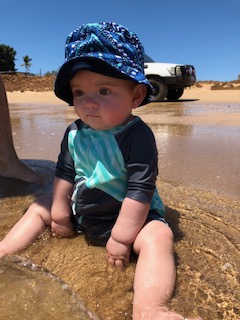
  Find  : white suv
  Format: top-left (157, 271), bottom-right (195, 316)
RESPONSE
top-left (144, 54), bottom-right (196, 101)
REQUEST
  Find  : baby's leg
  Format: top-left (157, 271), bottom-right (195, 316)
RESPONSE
top-left (0, 195), bottom-right (52, 257)
top-left (133, 220), bottom-right (202, 320)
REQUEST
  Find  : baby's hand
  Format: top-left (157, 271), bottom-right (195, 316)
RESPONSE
top-left (106, 236), bottom-right (131, 268)
top-left (51, 220), bottom-right (74, 238)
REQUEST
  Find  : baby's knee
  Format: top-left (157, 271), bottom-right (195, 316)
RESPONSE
top-left (150, 223), bottom-right (174, 247)
top-left (147, 219), bottom-right (173, 236)
top-left (134, 221), bottom-right (174, 253)
top-left (159, 223), bottom-right (174, 242)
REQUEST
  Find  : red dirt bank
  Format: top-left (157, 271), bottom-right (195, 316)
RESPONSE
top-left (1, 74), bottom-right (240, 92)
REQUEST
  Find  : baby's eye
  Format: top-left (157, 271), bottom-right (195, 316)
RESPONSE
top-left (99, 88), bottom-right (111, 95)
top-left (73, 89), bottom-right (84, 97)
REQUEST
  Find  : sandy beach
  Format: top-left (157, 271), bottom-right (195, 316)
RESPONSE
top-left (0, 85), bottom-right (240, 320)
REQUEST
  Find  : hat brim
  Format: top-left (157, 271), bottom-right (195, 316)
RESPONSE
top-left (54, 57), bottom-right (152, 106)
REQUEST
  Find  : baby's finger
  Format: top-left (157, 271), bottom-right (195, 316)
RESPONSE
top-left (107, 256), bottom-right (115, 266)
top-left (115, 259), bottom-right (124, 269)
top-left (106, 256), bottom-right (125, 269)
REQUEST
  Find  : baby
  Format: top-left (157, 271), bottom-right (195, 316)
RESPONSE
top-left (0, 22), bottom-right (202, 320)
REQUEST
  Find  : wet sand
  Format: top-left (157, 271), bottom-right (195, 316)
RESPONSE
top-left (0, 87), bottom-right (239, 320)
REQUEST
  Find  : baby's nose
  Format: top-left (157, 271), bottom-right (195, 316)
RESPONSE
top-left (84, 95), bottom-right (98, 108)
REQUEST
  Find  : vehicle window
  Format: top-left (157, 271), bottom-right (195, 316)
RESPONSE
top-left (144, 54), bottom-right (155, 63)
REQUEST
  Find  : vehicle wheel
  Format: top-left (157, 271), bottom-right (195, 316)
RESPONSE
top-left (148, 78), bottom-right (168, 102)
top-left (166, 88), bottom-right (184, 100)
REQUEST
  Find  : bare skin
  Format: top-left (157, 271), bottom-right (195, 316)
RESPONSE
top-left (0, 75), bottom-right (39, 182)
top-left (0, 72), bottom-right (202, 320)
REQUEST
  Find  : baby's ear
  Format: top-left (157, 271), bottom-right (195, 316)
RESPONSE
top-left (132, 84), bottom-right (147, 109)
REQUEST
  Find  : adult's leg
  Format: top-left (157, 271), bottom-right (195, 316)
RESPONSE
top-left (0, 196), bottom-right (52, 257)
top-left (0, 75), bottom-right (39, 182)
top-left (132, 220), bottom-right (202, 320)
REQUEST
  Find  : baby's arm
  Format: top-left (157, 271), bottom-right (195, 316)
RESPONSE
top-left (106, 197), bottom-right (150, 267)
top-left (51, 177), bottom-right (74, 237)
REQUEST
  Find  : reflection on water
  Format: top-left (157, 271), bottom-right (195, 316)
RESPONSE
top-left (10, 104), bottom-right (68, 160)
top-left (0, 100), bottom-right (239, 320)
top-left (136, 101), bottom-right (240, 200)
top-left (136, 101), bottom-right (240, 116)
top-left (181, 102), bottom-right (240, 116)
top-left (151, 123), bottom-right (240, 200)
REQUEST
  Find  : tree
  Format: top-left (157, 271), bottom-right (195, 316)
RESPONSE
top-left (21, 55), bottom-right (32, 74)
top-left (45, 69), bottom-right (58, 76)
top-left (0, 44), bottom-right (16, 72)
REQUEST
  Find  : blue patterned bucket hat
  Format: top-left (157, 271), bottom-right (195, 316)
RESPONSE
top-left (54, 22), bottom-right (152, 106)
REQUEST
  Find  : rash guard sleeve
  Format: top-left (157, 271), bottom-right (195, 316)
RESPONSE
top-left (55, 121), bottom-right (78, 183)
top-left (115, 119), bottom-right (158, 204)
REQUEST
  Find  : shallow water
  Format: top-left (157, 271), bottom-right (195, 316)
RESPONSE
top-left (135, 101), bottom-right (240, 200)
top-left (0, 100), bottom-right (239, 319)
top-left (0, 256), bottom-right (99, 320)
top-left (10, 101), bottom-right (240, 199)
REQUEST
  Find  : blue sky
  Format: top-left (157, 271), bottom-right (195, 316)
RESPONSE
top-left (1, 0), bottom-right (239, 81)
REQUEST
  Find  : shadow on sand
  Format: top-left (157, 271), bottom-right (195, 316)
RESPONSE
top-left (0, 159), bottom-right (55, 198)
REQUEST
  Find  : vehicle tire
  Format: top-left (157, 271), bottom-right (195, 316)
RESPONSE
top-left (166, 87), bottom-right (184, 100)
top-left (148, 78), bottom-right (168, 102)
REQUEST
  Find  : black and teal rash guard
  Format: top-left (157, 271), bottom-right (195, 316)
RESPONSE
top-left (55, 116), bottom-right (165, 221)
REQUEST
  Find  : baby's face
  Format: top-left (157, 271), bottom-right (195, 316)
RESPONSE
top-left (70, 70), bottom-right (145, 130)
